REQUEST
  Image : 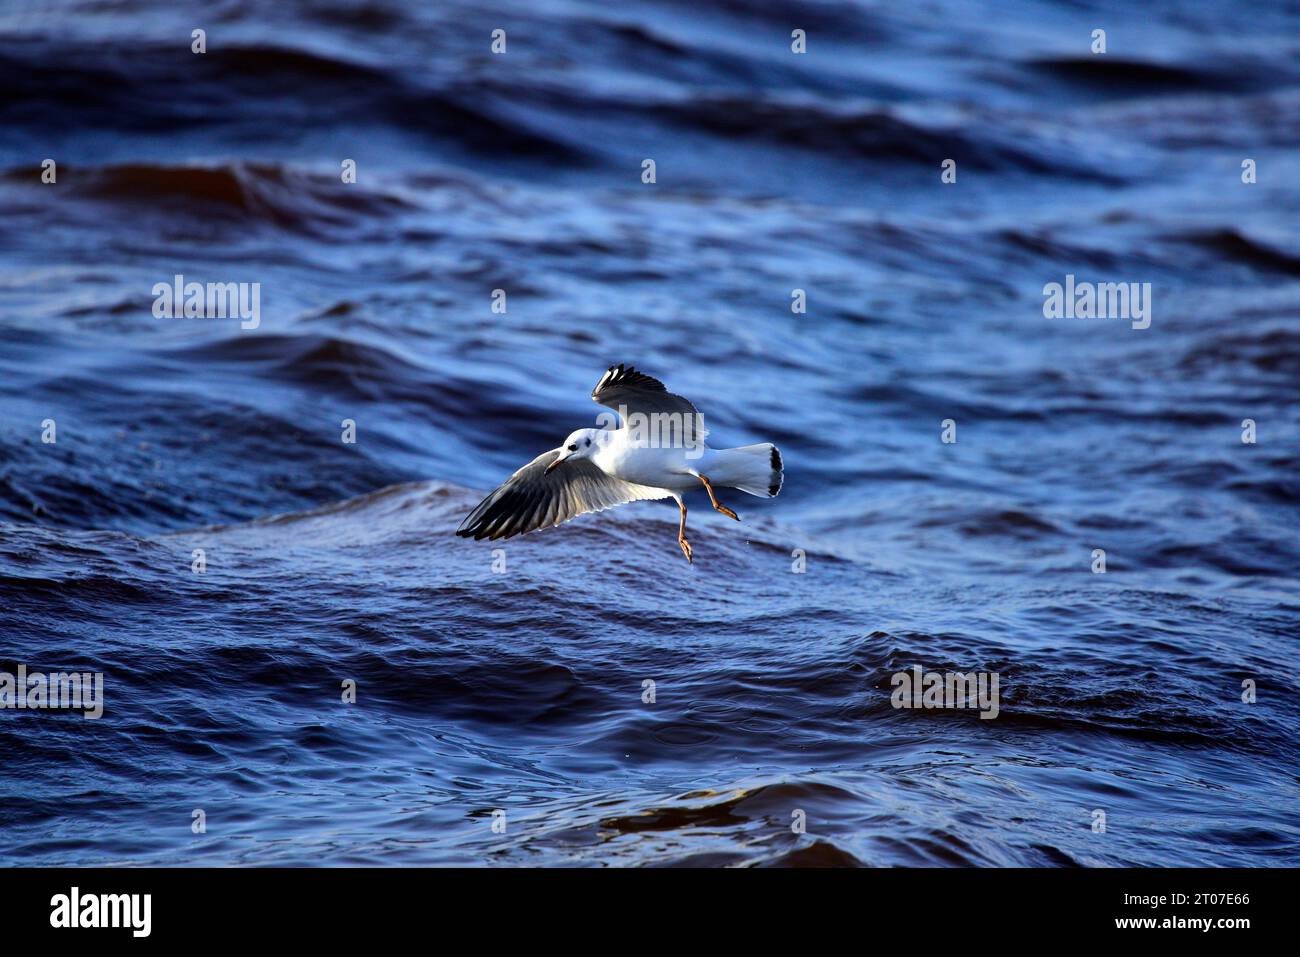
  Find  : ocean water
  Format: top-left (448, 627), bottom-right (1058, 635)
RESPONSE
top-left (0, 0), bottom-right (1297, 866)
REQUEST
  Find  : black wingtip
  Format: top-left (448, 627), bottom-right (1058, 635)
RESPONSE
top-left (594, 364), bottom-right (667, 397)
top-left (594, 362), bottom-right (638, 398)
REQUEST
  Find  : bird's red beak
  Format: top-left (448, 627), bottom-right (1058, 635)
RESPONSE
top-left (545, 457), bottom-right (563, 474)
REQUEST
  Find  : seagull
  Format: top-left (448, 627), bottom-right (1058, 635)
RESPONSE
top-left (455, 364), bottom-right (783, 562)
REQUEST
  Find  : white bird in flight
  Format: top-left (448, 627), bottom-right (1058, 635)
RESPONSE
top-left (456, 364), bottom-right (783, 562)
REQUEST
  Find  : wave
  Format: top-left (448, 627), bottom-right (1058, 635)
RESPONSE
top-left (42, 162), bottom-right (413, 235)
top-left (1025, 55), bottom-right (1266, 96)
top-left (0, 39), bottom-right (587, 162)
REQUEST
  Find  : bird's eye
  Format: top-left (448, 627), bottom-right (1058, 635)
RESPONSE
top-left (568, 444), bottom-right (578, 451)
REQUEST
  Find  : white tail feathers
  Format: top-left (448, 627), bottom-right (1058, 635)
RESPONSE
top-left (709, 443), bottom-right (783, 498)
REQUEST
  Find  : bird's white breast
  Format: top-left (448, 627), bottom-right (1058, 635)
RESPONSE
top-left (593, 429), bottom-right (710, 490)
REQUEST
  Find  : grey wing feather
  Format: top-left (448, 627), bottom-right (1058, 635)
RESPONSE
top-left (455, 448), bottom-right (670, 541)
top-left (590, 363), bottom-right (707, 443)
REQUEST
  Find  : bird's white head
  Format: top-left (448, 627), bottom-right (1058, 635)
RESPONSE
top-left (545, 428), bottom-right (603, 474)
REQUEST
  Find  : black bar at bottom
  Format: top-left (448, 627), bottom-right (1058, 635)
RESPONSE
top-left (0, 866), bottom-right (1282, 941)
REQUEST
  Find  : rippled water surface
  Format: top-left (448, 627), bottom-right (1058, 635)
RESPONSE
top-left (1, 0), bottom-right (1298, 866)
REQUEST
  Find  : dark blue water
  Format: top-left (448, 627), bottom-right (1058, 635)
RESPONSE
top-left (1, 0), bottom-right (1298, 866)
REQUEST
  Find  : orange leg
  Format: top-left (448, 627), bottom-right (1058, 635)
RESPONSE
top-left (677, 497), bottom-right (692, 563)
top-left (697, 474), bottom-right (739, 521)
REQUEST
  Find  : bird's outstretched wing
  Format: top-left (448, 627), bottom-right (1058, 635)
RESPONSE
top-left (590, 364), bottom-right (707, 444)
top-left (456, 448), bottom-right (671, 541)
